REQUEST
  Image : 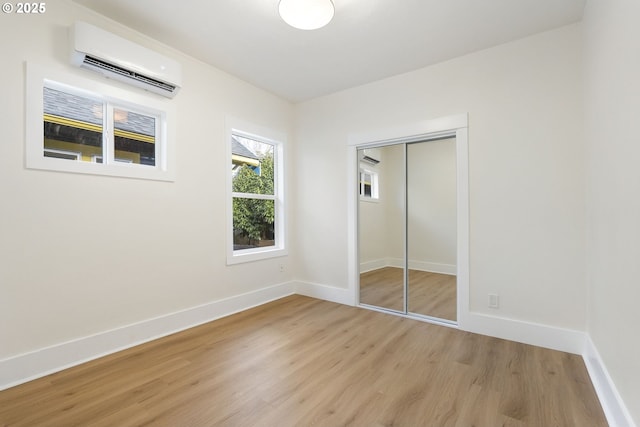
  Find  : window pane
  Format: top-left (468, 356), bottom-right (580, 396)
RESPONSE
top-left (114, 109), bottom-right (156, 166)
top-left (231, 136), bottom-right (274, 195)
top-left (43, 87), bottom-right (103, 162)
top-left (364, 183), bottom-right (372, 197)
top-left (232, 198), bottom-right (275, 250)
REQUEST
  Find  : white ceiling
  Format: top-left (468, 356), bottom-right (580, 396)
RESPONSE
top-left (72, 0), bottom-right (586, 103)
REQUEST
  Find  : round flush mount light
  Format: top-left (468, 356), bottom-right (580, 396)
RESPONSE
top-left (278, 0), bottom-right (335, 30)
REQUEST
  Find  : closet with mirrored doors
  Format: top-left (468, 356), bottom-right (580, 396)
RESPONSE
top-left (358, 136), bottom-right (458, 324)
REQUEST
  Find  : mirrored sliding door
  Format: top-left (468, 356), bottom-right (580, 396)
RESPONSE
top-left (357, 144), bottom-right (405, 312)
top-left (407, 138), bottom-right (457, 321)
top-left (358, 138), bottom-right (457, 323)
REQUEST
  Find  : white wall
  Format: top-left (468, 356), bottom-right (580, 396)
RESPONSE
top-left (407, 138), bottom-right (457, 271)
top-left (293, 24), bottom-right (586, 330)
top-left (381, 144), bottom-right (405, 263)
top-left (584, 0), bottom-right (640, 424)
top-left (359, 139), bottom-right (457, 274)
top-left (358, 144), bottom-right (404, 270)
top-left (358, 147), bottom-right (387, 268)
top-left (357, 193), bottom-right (387, 270)
top-left (0, 1), bottom-right (293, 364)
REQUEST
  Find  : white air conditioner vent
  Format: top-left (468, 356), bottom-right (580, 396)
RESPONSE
top-left (361, 155), bottom-right (380, 165)
top-left (81, 56), bottom-right (178, 94)
top-left (70, 22), bottom-right (182, 98)
top-left (359, 148), bottom-right (381, 165)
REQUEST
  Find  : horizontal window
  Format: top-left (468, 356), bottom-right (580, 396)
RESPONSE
top-left (26, 63), bottom-right (175, 181)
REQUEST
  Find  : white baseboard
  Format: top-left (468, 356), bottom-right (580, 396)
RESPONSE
top-left (408, 260), bottom-right (456, 275)
top-left (360, 258), bottom-right (456, 275)
top-left (385, 257), bottom-right (404, 269)
top-left (0, 282), bottom-right (295, 391)
top-left (583, 336), bottom-right (637, 427)
top-left (459, 311), bottom-right (586, 355)
top-left (294, 280), bottom-right (355, 306)
top-left (359, 259), bottom-right (387, 273)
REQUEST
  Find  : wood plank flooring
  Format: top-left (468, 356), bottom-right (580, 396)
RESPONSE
top-left (0, 295), bottom-right (607, 426)
top-left (360, 267), bottom-right (457, 321)
top-left (359, 267), bottom-right (405, 312)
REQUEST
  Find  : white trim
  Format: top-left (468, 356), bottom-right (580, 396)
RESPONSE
top-left (359, 258), bottom-right (456, 275)
top-left (231, 192), bottom-right (276, 201)
top-left (384, 257), bottom-right (404, 268)
top-left (348, 113), bottom-right (468, 147)
top-left (358, 259), bottom-right (388, 274)
top-left (294, 281), bottom-right (356, 306)
top-left (0, 282), bottom-right (294, 391)
top-left (348, 112), bottom-right (469, 325)
top-left (44, 148), bottom-right (82, 161)
top-left (26, 62), bottom-right (176, 182)
top-left (225, 117), bottom-right (288, 265)
top-left (583, 336), bottom-right (637, 427)
top-left (347, 146), bottom-right (361, 306)
top-left (462, 311), bottom-right (586, 354)
top-left (455, 127), bottom-right (470, 325)
top-left (408, 260), bottom-right (456, 275)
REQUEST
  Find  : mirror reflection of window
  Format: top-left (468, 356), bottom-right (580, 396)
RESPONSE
top-left (358, 144), bottom-right (405, 313)
top-left (359, 170), bottom-right (378, 199)
top-left (358, 138), bottom-right (458, 323)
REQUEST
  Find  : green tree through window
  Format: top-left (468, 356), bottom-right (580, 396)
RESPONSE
top-left (232, 152), bottom-right (275, 248)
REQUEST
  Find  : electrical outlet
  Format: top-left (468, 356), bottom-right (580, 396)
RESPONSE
top-left (279, 264), bottom-right (285, 273)
top-left (488, 294), bottom-right (499, 309)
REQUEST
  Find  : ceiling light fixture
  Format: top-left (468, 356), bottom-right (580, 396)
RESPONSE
top-left (278, 0), bottom-right (335, 30)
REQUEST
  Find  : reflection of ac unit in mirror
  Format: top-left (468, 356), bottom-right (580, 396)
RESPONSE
top-left (359, 148), bottom-right (380, 165)
top-left (70, 21), bottom-right (182, 98)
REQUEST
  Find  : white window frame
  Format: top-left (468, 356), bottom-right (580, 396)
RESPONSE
top-left (26, 62), bottom-right (176, 181)
top-left (44, 148), bottom-right (82, 161)
top-left (226, 117), bottom-right (287, 265)
top-left (359, 168), bottom-right (379, 201)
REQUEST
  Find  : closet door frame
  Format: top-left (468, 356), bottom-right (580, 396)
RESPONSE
top-left (348, 113), bottom-right (469, 329)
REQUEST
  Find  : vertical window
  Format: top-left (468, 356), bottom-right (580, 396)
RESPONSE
top-left (232, 136), bottom-right (275, 250)
top-left (360, 169), bottom-right (379, 200)
top-left (227, 128), bottom-right (286, 264)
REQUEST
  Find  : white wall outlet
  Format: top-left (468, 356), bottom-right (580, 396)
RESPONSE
top-left (488, 293), bottom-right (499, 309)
top-left (279, 264), bottom-right (285, 273)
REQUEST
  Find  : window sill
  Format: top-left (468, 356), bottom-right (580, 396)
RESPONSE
top-left (360, 196), bottom-right (380, 203)
top-left (226, 246), bottom-right (288, 265)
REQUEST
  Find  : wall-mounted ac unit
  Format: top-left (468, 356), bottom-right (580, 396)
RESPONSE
top-left (361, 155), bottom-right (380, 165)
top-left (359, 148), bottom-right (380, 165)
top-left (70, 21), bottom-right (182, 98)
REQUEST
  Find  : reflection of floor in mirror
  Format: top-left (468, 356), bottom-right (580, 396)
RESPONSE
top-left (359, 266), bottom-right (456, 321)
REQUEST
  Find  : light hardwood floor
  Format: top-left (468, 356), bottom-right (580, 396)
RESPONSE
top-left (0, 295), bottom-right (607, 426)
top-left (360, 267), bottom-right (456, 321)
